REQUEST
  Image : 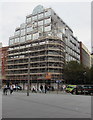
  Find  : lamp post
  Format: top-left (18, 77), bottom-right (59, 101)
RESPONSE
top-left (27, 55), bottom-right (30, 96)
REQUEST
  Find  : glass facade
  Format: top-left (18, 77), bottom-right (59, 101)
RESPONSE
top-left (33, 33), bottom-right (39, 40)
top-left (26, 34), bottom-right (32, 41)
top-left (20, 36), bottom-right (25, 42)
top-left (20, 29), bottom-right (25, 36)
top-left (27, 27), bottom-right (33, 33)
top-left (9, 39), bottom-right (14, 45)
top-left (44, 25), bottom-right (51, 32)
top-left (44, 18), bottom-right (51, 24)
top-left (26, 17), bottom-right (31, 23)
top-left (15, 30), bottom-right (20, 36)
top-left (38, 20), bottom-right (43, 26)
top-left (38, 13), bottom-right (43, 19)
top-left (45, 10), bottom-right (51, 17)
top-left (15, 37), bottom-right (19, 43)
top-left (32, 15), bottom-right (37, 21)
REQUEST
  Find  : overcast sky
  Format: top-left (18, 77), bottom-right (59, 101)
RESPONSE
top-left (0, 0), bottom-right (91, 52)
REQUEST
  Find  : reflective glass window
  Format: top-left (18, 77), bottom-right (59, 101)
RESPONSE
top-left (20, 36), bottom-right (25, 42)
top-left (26, 34), bottom-right (32, 41)
top-left (21, 29), bottom-right (25, 36)
top-left (44, 25), bottom-right (51, 32)
top-left (38, 13), bottom-right (43, 19)
top-left (38, 20), bottom-right (43, 26)
top-left (9, 39), bottom-right (14, 45)
top-left (32, 15), bottom-right (37, 21)
top-left (15, 38), bottom-right (19, 43)
top-left (57, 33), bottom-right (62, 39)
top-left (33, 33), bottom-right (39, 40)
top-left (45, 10), bottom-right (51, 17)
top-left (27, 27), bottom-right (33, 33)
top-left (44, 18), bottom-right (51, 24)
top-left (38, 26), bottom-right (43, 32)
top-left (26, 17), bottom-right (31, 23)
top-left (15, 30), bottom-right (20, 36)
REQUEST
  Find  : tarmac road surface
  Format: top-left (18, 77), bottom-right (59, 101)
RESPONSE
top-left (2, 91), bottom-right (91, 118)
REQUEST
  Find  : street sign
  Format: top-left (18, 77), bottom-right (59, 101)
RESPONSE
top-left (45, 72), bottom-right (51, 79)
top-left (56, 80), bottom-right (62, 83)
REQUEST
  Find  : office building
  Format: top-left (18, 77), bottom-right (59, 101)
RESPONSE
top-left (0, 43), bottom-right (2, 88)
top-left (6, 5), bottom-right (80, 88)
top-left (2, 47), bottom-right (8, 84)
top-left (80, 42), bottom-right (91, 68)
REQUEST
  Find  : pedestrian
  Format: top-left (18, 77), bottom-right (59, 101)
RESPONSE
top-left (62, 85), bottom-right (66, 92)
top-left (44, 84), bottom-right (47, 94)
top-left (10, 85), bottom-right (14, 94)
top-left (3, 85), bottom-right (7, 95)
top-left (40, 85), bottom-right (43, 93)
top-left (32, 85), bottom-right (37, 93)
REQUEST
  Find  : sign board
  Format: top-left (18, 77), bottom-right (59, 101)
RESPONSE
top-left (45, 72), bottom-right (51, 79)
top-left (56, 80), bottom-right (62, 83)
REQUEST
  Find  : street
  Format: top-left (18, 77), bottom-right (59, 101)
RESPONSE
top-left (2, 91), bottom-right (91, 118)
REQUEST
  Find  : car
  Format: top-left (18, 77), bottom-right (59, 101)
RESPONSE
top-left (77, 85), bottom-right (93, 95)
top-left (65, 85), bottom-right (77, 94)
top-left (13, 85), bottom-right (22, 91)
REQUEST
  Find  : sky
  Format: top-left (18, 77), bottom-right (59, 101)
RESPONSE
top-left (0, 0), bottom-right (91, 52)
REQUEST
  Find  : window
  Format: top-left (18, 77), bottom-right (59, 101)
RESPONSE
top-left (19, 55), bottom-right (24, 58)
top-left (15, 38), bottom-right (19, 43)
top-left (33, 33), bottom-right (39, 40)
top-left (38, 13), bottom-right (43, 19)
top-left (21, 29), bottom-right (25, 36)
top-left (9, 39), bottom-right (14, 45)
top-left (32, 43), bottom-right (38, 46)
top-left (39, 41), bottom-right (45, 45)
top-left (14, 46), bottom-right (19, 49)
top-left (20, 36), bottom-right (25, 42)
top-left (26, 44), bottom-right (31, 47)
top-left (20, 46), bottom-right (25, 49)
top-left (32, 15), bottom-right (37, 21)
top-left (63, 28), bottom-right (65, 34)
top-left (45, 10), bottom-right (51, 17)
top-left (44, 25), bottom-right (51, 32)
top-left (57, 33), bottom-right (62, 39)
top-left (26, 17), bottom-right (31, 23)
top-left (44, 18), bottom-right (51, 24)
top-left (15, 30), bottom-right (20, 36)
top-left (26, 34), bottom-right (32, 41)
top-left (27, 27), bottom-right (33, 33)
top-left (38, 26), bottom-right (43, 33)
top-left (38, 20), bottom-right (43, 26)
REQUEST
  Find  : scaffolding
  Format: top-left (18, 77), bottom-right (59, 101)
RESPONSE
top-left (6, 35), bottom-right (65, 87)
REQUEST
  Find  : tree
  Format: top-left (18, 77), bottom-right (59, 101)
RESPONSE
top-left (63, 61), bottom-right (86, 84)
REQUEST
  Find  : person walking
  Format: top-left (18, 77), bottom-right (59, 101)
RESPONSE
top-left (44, 84), bottom-right (47, 94)
top-left (10, 85), bottom-right (14, 94)
top-left (3, 85), bottom-right (7, 95)
top-left (32, 85), bottom-right (37, 93)
top-left (40, 85), bottom-right (43, 93)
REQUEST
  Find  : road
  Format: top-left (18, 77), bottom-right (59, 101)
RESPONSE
top-left (2, 91), bottom-right (91, 118)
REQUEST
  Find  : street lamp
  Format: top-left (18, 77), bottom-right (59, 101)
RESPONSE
top-left (27, 54), bottom-right (30, 96)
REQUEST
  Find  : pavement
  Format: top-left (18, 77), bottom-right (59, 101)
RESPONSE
top-left (2, 90), bottom-right (91, 118)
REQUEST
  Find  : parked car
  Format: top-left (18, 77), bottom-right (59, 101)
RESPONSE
top-left (76, 85), bottom-right (93, 95)
top-left (65, 85), bottom-right (77, 94)
top-left (13, 85), bottom-right (22, 91)
top-left (66, 85), bottom-right (93, 95)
